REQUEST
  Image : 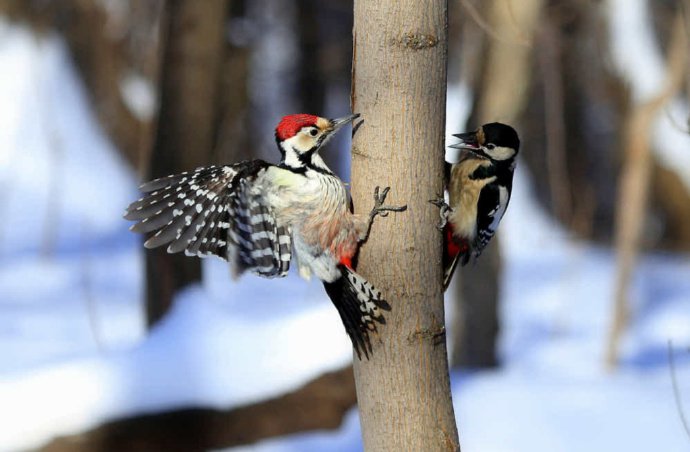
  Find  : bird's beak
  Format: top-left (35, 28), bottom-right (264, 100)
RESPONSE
top-left (449, 131), bottom-right (480, 150)
top-left (329, 113), bottom-right (360, 132)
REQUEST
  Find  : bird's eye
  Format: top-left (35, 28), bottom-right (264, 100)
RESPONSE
top-left (486, 143), bottom-right (496, 150)
top-left (309, 129), bottom-right (319, 137)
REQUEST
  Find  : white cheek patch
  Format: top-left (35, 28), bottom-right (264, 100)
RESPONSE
top-left (283, 134), bottom-right (315, 154)
top-left (486, 146), bottom-right (515, 161)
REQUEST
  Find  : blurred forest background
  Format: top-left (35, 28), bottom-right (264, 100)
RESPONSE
top-left (0, 0), bottom-right (689, 451)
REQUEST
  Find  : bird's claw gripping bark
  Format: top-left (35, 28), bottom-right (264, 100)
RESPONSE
top-left (370, 186), bottom-right (407, 219)
top-left (429, 197), bottom-right (450, 230)
top-left (359, 186), bottom-right (407, 243)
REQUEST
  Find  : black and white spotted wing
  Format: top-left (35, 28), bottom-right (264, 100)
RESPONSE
top-left (470, 181), bottom-right (510, 262)
top-left (124, 161), bottom-right (292, 278)
top-left (225, 177), bottom-right (292, 278)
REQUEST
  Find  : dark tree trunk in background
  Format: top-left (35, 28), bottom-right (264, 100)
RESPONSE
top-left (295, 0), bottom-right (353, 175)
top-left (351, 1), bottom-right (459, 449)
top-left (38, 366), bottom-right (357, 452)
top-left (451, 246), bottom-right (501, 368)
top-left (521, 0), bottom-right (628, 241)
top-left (146, 0), bottom-right (228, 326)
top-left (451, 0), bottom-right (542, 368)
top-left (215, 0), bottom-right (253, 165)
top-left (297, 0), bottom-right (326, 115)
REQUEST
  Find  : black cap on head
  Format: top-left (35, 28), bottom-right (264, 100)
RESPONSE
top-left (481, 122), bottom-right (520, 152)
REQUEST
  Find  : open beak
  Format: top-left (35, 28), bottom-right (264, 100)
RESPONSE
top-left (329, 113), bottom-right (360, 132)
top-left (449, 131), bottom-right (480, 150)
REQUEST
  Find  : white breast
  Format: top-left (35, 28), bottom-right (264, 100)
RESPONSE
top-left (258, 167), bottom-right (348, 282)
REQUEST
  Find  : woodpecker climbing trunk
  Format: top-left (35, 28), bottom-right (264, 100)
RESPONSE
top-left (350, 1), bottom-right (459, 450)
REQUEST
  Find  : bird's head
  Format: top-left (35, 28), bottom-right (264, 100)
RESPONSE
top-left (275, 113), bottom-right (360, 171)
top-left (450, 122), bottom-right (520, 162)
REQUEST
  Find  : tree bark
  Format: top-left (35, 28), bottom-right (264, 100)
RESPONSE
top-left (145, 0), bottom-right (228, 326)
top-left (350, 1), bottom-right (459, 450)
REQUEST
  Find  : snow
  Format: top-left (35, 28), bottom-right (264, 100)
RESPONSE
top-left (445, 82), bottom-right (473, 163)
top-left (120, 70), bottom-right (156, 121)
top-left (0, 19), bottom-right (136, 256)
top-left (1, 12), bottom-right (689, 452)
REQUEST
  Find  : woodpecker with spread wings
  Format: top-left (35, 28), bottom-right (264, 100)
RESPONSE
top-left (125, 113), bottom-right (406, 358)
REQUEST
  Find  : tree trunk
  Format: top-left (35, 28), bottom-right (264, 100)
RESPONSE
top-left (350, 1), bottom-right (459, 450)
top-left (145, 0), bottom-right (228, 326)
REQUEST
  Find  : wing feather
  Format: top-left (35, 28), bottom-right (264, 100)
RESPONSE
top-left (124, 161), bottom-right (292, 278)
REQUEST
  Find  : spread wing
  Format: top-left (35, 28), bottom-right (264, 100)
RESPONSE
top-left (124, 161), bottom-right (291, 279)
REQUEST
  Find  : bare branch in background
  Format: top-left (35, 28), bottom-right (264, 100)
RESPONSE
top-left (606, 12), bottom-right (687, 370)
top-left (38, 366), bottom-right (356, 452)
top-left (459, 0), bottom-right (532, 47)
top-left (682, 0), bottom-right (690, 126)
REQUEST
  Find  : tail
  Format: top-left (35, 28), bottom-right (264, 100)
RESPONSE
top-left (323, 265), bottom-right (391, 359)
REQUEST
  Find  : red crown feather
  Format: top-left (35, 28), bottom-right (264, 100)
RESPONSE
top-left (275, 114), bottom-right (319, 141)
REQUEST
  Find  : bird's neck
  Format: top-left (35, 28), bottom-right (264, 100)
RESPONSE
top-left (279, 142), bottom-right (333, 175)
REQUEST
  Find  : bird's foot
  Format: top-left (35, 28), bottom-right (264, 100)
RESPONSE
top-left (429, 197), bottom-right (450, 230)
top-left (359, 186), bottom-right (407, 243)
top-left (370, 186), bottom-right (407, 219)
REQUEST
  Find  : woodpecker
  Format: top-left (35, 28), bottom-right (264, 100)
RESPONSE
top-left (124, 113), bottom-right (406, 359)
top-left (431, 122), bottom-right (519, 290)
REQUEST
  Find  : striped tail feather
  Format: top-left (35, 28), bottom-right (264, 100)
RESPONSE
top-left (323, 265), bottom-right (391, 359)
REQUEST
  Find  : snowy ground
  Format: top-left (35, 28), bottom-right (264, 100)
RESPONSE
top-left (0, 16), bottom-right (689, 452)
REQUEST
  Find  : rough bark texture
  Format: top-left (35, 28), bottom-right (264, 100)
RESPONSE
top-left (350, 1), bottom-right (459, 450)
top-left (36, 366), bottom-right (356, 452)
top-left (145, 0), bottom-right (228, 326)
